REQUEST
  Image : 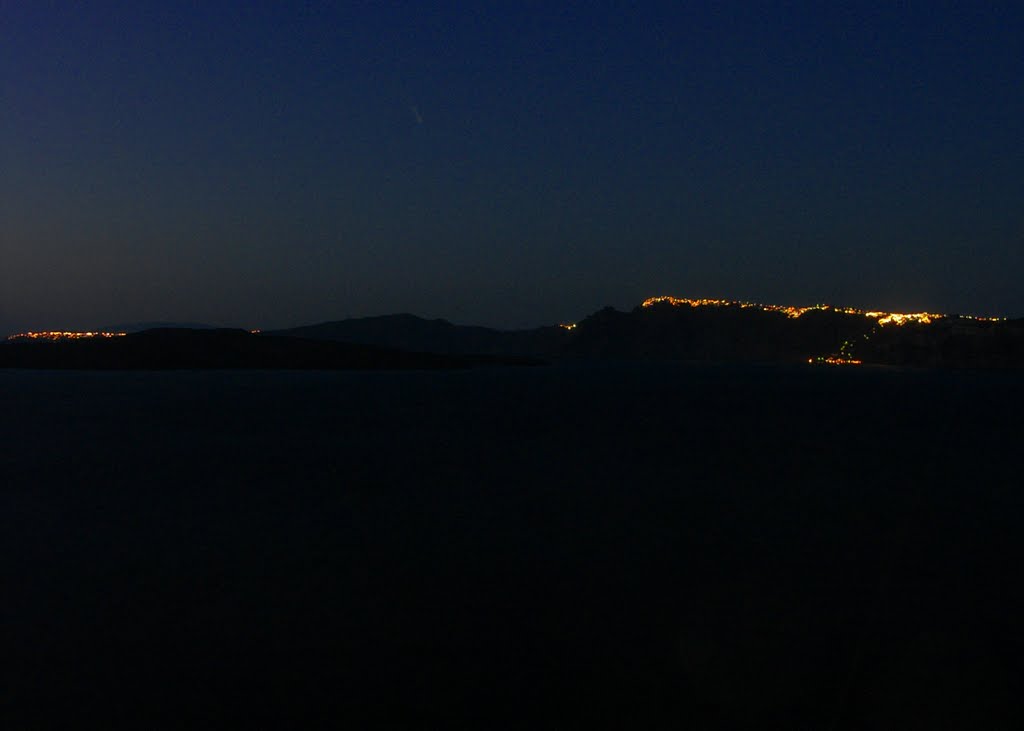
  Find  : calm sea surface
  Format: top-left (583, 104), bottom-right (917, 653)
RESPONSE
top-left (3, 363), bottom-right (1023, 727)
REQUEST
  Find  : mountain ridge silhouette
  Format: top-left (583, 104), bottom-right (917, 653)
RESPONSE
top-left (5, 300), bottom-right (1024, 369)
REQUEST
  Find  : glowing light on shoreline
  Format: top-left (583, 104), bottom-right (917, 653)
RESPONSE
top-left (808, 356), bottom-right (863, 366)
top-left (6, 331), bottom-right (127, 342)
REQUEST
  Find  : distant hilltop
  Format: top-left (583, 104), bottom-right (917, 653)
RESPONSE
top-left (5, 296), bottom-right (1024, 369)
top-left (638, 295), bottom-right (1004, 326)
top-left (268, 296), bottom-right (1024, 369)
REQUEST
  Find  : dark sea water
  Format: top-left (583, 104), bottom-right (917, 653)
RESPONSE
top-left (3, 363), bottom-right (1023, 728)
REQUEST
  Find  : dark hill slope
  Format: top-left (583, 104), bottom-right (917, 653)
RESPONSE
top-left (271, 303), bottom-right (1024, 368)
top-left (565, 303), bottom-right (875, 363)
top-left (271, 314), bottom-right (567, 357)
top-left (273, 305), bottom-right (875, 364)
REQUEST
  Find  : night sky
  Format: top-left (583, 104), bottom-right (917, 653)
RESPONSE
top-left (3, 2), bottom-right (1022, 335)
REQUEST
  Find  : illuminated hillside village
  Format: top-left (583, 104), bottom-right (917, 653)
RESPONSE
top-left (634, 296), bottom-right (1006, 365)
top-left (638, 296), bottom-right (1002, 327)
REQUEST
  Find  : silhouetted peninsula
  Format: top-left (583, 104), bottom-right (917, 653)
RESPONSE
top-left (0, 328), bottom-right (540, 370)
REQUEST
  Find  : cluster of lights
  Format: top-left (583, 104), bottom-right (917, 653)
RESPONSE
top-left (808, 356), bottom-right (863, 366)
top-left (642, 295), bottom-right (847, 319)
top-left (869, 312), bottom-right (941, 326)
top-left (6, 331), bottom-right (127, 342)
top-left (641, 295), bottom-right (1000, 328)
top-left (559, 323), bottom-right (577, 331)
top-left (641, 296), bottom-right (821, 319)
top-left (641, 295), bottom-right (1015, 366)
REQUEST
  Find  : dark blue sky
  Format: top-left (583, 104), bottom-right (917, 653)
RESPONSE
top-left (3, 2), bottom-right (1022, 333)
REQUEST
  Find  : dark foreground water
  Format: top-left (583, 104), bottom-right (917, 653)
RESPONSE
top-left (2, 362), bottom-right (1023, 728)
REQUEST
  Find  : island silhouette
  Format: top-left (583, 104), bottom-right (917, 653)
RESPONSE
top-left (4, 296), bottom-right (1023, 369)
